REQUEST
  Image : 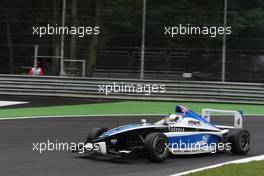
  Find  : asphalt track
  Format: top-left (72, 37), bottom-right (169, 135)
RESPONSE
top-left (0, 95), bottom-right (116, 109)
top-left (0, 115), bottom-right (263, 176)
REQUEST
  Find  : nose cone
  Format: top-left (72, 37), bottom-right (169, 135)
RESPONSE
top-left (99, 124), bottom-right (145, 138)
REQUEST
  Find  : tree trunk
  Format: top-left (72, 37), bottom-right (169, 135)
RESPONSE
top-left (6, 20), bottom-right (14, 74)
top-left (52, 0), bottom-right (60, 76)
top-left (85, 0), bottom-right (102, 77)
top-left (70, 0), bottom-right (78, 61)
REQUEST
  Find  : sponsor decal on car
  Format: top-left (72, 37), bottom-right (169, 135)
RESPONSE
top-left (188, 120), bottom-right (201, 126)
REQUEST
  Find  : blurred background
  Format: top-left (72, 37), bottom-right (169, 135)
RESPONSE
top-left (0, 0), bottom-right (264, 82)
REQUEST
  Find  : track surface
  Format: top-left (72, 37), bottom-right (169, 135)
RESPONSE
top-left (0, 95), bottom-right (116, 109)
top-left (0, 115), bottom-right (263, 176)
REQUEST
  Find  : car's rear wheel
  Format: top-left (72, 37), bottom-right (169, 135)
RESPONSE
top-left (227, 129), bottom-right (250, 155)
top-left (86, 127), bottom-right (109, 142)
top-left (144, 133), bottom-right (169, 162)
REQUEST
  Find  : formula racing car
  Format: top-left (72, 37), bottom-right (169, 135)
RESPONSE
top-left (72, 105), bottom-right (250, 162)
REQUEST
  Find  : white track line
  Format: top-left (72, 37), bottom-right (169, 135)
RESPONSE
top-left (0, 101), bottom-right (28, 107)
top-left (170, 155), bottom-right (264, 176)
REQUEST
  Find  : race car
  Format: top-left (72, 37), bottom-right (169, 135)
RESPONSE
top-left (72, 105), bottom-right (250, 162)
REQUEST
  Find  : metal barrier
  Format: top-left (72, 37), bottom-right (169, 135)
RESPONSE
top-left (0, 74), bottom-right (263, 104)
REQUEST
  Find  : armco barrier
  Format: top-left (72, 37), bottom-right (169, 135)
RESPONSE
top-left (0, 75), bottom-right (263, 104)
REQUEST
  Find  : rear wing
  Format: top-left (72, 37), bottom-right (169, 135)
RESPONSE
top-left (202, 108), bottom-right (243, 129)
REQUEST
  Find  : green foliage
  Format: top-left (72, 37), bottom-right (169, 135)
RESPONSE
top-left (0, 101), bottom-right (264, 118)
top-left (1, 0), bottom-right (264, 74)
top-left (187, 161), bottom-right (264, 176)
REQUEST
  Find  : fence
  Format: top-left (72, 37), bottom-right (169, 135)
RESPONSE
top-left (0, 75), bottom-right (263, 104)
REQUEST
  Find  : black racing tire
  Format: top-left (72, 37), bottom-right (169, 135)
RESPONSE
top-left (227, 129), bottom-right (250, 155)
top-left (144, 133), bottom-right (169, 162)
top-left (86, 127), bottom-right (109, 142)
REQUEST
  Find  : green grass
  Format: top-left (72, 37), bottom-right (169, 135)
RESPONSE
top-left (0, 101), bottom-right (263, 118)
top-left (186, 160), bottom-right (264, 176)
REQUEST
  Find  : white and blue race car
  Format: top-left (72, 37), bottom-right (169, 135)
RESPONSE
top-left (73, 105), bottom-right (250, 162)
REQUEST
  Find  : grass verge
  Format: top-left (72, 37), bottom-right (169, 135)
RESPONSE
top-left (0, 101), bottom-right (263, 118)
top-left (186, 160), bottom-right (264, 176)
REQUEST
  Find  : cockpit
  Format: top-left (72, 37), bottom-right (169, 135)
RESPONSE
top-left (155, 114), bottom-right (183, 125)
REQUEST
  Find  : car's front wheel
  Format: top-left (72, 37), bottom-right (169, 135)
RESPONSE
top-left (144, 133), bottom-right (169, 162)
top-left (86, 127), bottom-right (109, 142)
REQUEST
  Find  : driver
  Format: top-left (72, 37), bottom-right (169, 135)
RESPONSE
top-left (164, 114), bottom-right (181, 124)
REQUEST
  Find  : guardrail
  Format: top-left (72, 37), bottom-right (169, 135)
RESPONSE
top-left (0, 74), bottom-right (263, 104)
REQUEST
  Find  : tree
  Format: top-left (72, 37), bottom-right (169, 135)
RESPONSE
top-left (85, 0), bottom-right (102, 76)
